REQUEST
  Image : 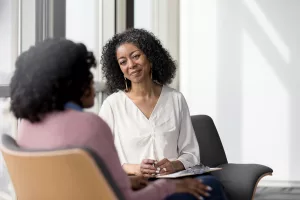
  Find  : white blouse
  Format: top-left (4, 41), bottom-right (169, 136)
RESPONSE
top-left (99, 85), bottom-right (200, 169)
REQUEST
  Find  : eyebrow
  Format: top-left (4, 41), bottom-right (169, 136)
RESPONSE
top-left (117, 50), bottom-right (140, 61)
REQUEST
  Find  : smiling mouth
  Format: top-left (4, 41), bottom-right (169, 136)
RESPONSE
top-left (130, 70), bottom-right (141, 76)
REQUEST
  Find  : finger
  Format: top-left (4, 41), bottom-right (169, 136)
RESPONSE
top-left (157, 161), bottom-right (175, 173)
top-left (194, 187), bottom-right (210, 198)
top-left (191, 183), bottom-right (211, 197)
top-left (157, 166), bottom-right (171, 174)
top-left (141, 168), bottom-right (157, 174)
top-left (195, 180), bottom-right (213, 192)
top-left (141, 167), bottom-right (157, 175)
top-left (185, 190), bottom-right (202, 200)
top-left (156, 162), bottom-right (168, 169)
top-left (156, 158), bottom-right (168, 166)
top-left (155, 167), bottom-right (160, 174)
top-left (141, 163), bottom-right (156, 170)
top-left (155, 166), bottom-right (168, 174)
top-left (143, 173), bottom-right (156, 178)
top-left (142, 159), bottom-right (156, 164)
top-left (157, 168), bottom-right (171, 175)
top-left (157, 171), bottom-right (171, 176)
top-left (158, 163), bottom-right (173, 174)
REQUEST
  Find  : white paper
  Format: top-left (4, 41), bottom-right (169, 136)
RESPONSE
top-left (156, 166), bottom-right (222, 179)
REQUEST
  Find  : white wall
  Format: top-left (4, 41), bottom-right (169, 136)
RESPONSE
top-left (180, 0), bottom-right (300, 185)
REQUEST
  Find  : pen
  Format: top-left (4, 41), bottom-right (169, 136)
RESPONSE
top-left (153, 160), bottom-right (159, 174)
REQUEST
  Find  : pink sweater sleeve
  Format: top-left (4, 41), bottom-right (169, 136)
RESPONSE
top-left (85, 115), bottom-right (176, 200)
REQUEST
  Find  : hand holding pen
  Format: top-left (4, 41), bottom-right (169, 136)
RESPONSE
top-left (139, 159), bottom-right (157, 177)
top-left (139, 158), bottom-right (185, 177)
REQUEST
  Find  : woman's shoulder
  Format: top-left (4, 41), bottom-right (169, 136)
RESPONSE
top-left (64, 110), bottom-right (109, 129)
top-left (163, 85), bottom-right (185, 100)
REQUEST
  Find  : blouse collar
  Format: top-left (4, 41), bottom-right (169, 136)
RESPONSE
top-left (64, 102), bottom-right (83, 111)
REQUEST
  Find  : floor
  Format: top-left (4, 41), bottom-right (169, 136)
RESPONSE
top-left (254, 187), bottom-right (300, 200)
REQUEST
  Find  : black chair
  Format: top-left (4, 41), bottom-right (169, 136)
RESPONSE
top-left (0, 134), bottom-right (125, 200)
top-left (191, 115), bottom-right (273, 200)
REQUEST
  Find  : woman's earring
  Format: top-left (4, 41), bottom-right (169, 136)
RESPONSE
top-left (124, 76), bottom-right (128, 91)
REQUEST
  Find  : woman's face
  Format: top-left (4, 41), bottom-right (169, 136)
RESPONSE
top-left (80, 80), bottom-right (95, 109)
top-left (116, 43), bottom-right (151, 83)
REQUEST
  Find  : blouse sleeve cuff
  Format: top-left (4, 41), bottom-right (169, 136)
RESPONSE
top-left (177, 158), bottom-right (194, 169)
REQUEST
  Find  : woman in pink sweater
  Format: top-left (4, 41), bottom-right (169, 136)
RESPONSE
top-left (10, 38), bottom-right (220, 200)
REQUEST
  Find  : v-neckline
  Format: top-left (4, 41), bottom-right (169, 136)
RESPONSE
top-left (122, 85), bottom-right (165, 121)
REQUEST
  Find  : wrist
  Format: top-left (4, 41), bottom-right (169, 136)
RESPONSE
top-left (134, 164), bottom-right (141, 175)
top-left (171, 160), bottom-right (185, 172)
top-left (122, 163), bottom-right (141, 175)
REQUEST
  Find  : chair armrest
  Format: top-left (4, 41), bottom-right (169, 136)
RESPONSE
top-left (211, 163), bottom-right (273, 200)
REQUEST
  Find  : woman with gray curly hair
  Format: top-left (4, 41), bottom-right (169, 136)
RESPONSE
top-left (100, 28), bottom-right (228, 200)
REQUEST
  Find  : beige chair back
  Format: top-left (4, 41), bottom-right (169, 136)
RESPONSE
top-left (1, 134), bottom-right (124, 200)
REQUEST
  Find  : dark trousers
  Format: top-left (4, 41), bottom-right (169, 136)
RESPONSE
top-left (165, 175), bottom-right (228, 200)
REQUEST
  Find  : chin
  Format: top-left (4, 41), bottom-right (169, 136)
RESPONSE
top-left (130, 76), bottom-right (146, 83)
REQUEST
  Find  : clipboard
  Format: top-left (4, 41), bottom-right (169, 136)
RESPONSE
top-left (156, 165), bottom-right (222, 179)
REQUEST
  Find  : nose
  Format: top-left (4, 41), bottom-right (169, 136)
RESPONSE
top-left (128, 58), bottom-right (136, 69)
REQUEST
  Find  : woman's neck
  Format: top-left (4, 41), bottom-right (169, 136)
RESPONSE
top-left (130, 79), bottom-right (157, 99)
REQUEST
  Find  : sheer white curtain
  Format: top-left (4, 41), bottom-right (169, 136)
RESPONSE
top-left (134, 0), bottom-right (180, 90)
top-left (0, 0), bottom-right (19, 198)
top-left (66, 0), bottom-right (116, 113)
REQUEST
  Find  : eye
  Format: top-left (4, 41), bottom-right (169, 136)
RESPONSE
top-left (119, 60), bottom-right (126, 66)
top-left (132, 54), bottom-right (140, 60)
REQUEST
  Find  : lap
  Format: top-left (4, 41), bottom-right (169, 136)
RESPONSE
top-left (195, 174), bottom-right (222, 186)
top-left (164, 174), bottom-right (227, 200)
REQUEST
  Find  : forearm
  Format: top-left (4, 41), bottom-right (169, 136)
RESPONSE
top-left (123, 163), bottom-right (140, 175)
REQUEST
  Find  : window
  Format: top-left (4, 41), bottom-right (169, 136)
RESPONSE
top-left (0, 1), bottom-right (124, 198)
top-left (0, 0), bottom-right (18, 198)
top-left (65, 0), bottom-right (117, 113)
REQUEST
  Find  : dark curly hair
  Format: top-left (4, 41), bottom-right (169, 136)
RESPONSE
top-left (10, 38), bottom-right (96, 123)
top-left (101, 28), bottom-right (176, 94)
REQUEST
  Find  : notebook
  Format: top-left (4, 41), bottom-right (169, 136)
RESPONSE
top-left (156, 165), bottom-right (222, 178)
